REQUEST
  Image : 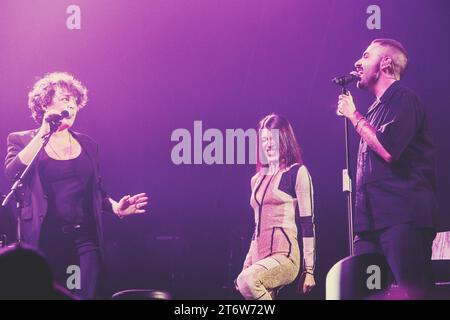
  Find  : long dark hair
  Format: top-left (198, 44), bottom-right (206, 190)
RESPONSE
top-left (256, 114), bottom-right (303, 172)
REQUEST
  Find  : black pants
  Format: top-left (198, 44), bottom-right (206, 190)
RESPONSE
top-left (39, 220), bottom-right (101, 300)
top-left (354, 223), bottom-right (436, 299)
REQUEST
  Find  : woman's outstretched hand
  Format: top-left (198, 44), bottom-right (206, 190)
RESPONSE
top-left (113, 193), bottom-right (148, 218)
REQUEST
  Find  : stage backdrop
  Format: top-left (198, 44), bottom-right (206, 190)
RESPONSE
top-left (1, 0), bottom-right (449, 299)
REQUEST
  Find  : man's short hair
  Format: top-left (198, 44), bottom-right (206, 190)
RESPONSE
top-left (371, 38), bottom-right (409, 78)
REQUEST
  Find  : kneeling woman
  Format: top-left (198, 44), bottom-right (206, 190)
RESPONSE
top-left (236, 114), bottom-right (316, 299)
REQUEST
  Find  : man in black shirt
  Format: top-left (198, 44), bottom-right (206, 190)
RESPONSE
top-left (337, 39), bottom-right (438, 299)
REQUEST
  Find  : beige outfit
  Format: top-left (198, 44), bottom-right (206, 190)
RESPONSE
top-left (237, 164), bottom-right (316, 300)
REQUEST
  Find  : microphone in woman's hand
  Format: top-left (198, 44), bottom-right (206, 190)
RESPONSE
top-left (45, 110), bottom-right (70, 123)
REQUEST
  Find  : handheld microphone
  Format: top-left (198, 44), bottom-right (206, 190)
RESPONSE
top-left (331, 71), bottom-right (360, 86)
top-left (45, 110), bottom-right (70, 123)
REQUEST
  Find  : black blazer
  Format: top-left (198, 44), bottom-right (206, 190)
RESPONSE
top-left (4, 129), bottom-right (112, 253)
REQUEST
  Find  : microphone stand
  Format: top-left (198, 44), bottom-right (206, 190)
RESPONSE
top-left (338, 85), bottom-right (354, 256)
top-left (1, 121), bottom-right (61, 244)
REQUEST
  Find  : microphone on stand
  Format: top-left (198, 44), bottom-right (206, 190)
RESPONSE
top-left (44, 110), bottom-right (71, 134)
top-left (331, 71), bottom-right (360, 86)
top-left (45, 110), bottom-right (70, 123)
top-left (332, 71), bottom-right (360, 116)
top-left (331, 71), bottom-right (360, 256)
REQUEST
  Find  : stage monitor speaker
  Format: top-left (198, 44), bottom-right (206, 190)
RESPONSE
top-left (326, 253), bottom-right (392, 300)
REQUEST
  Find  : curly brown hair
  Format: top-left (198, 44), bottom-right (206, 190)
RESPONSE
top-left (27, 72), bottom-right (88, 124)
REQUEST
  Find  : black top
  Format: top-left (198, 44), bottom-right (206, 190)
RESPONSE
top-left (355, 81), bottom-right (439, 232)
top-left (5, 129), bottom-right (112, 251)
top-left (38, 146), bottom-right (95, 226)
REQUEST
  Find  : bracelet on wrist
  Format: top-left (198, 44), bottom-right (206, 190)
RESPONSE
top-left (354, 116), bottom-right (364, 127)
top-left (355, 116), bottom-right (366, 131)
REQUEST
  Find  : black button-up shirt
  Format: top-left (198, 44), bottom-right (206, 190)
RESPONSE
top-left (355, 81), bottom-right (439, 232)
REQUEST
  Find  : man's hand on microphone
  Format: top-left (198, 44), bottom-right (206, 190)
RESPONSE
top-left (337, 91), bottom-right (357, 121)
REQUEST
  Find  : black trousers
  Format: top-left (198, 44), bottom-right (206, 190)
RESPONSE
top-left (354, 223), bottom-right (436, 299)
top-left (39, 219), bottom-right (101, 300)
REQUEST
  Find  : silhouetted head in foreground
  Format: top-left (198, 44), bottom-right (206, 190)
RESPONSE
top-left (0, 243), bottom-right (74, 300)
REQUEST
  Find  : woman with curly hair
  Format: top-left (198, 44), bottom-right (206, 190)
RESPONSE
top-left (236, 114), bottom-right (316, 300)
top-left (4, 72), bottom-right (148, 299)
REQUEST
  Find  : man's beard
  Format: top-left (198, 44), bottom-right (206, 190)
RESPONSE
top-left (357, 64), bottom-right (380, 90)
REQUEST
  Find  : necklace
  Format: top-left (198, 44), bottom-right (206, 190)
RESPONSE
top-left (48, 133), bottom-right (72, 160)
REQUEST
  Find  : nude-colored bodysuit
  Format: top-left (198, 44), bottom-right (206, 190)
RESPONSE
top-left (237, 164), bottom-right (316, 300)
